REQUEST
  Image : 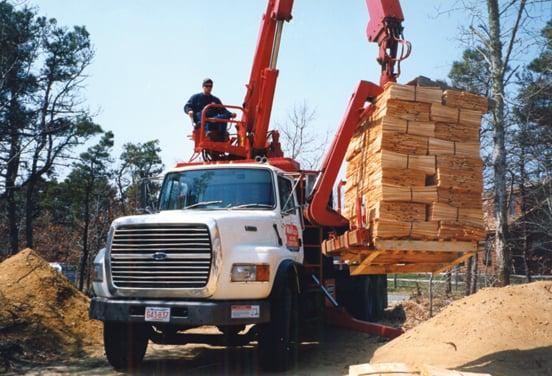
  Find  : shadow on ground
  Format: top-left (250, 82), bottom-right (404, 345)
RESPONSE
top-left (457, 346), bottom-right (552, 376)
top-left (19, 327), bottom-right (384, 375)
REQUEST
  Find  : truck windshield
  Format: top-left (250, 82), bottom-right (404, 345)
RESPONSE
top-left (158, 168), bottom-right (275, 210)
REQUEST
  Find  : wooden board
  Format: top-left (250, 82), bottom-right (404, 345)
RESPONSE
top-left (369, 201), bottom-right (427, 222)
top-left (436, 155), bottom-right (483, 190)
top-left (431, 104), bottom-right (483, 127)
top-left (431, 103), bottom-right (460, 123)
top-left (365, 185), bottom-right (438, 204)
top-left (373, 99), bottom-right (432, 122)
top-left (381, 131), bottom-right (429, 155)
top-left (351, 263), bottom-right (446, 275)
top-left (374, 239), bottom-right (477, 253)
top-left (371, 251), bottom-right (461, 264)
top-left (439, 221), bottom-right (486, 242)
top-left (429, 202), bottom-right (484, 228)
top-left (428, 138), bottom-right (480, 158)
top-left (375, 83), bottom-right (444, 104)
top-left (434, 122), bottom-right (479, 143)
top-left (349, 362), bottom-right (418, 376)
top-left (374, 150), bottom-right (436, 175)
top-left (349, 363), bottom-right (491, 376)
top-left (377, 117), bottom-right (435, 137)
top-left (369, 168), bottom-right (427, 187)
top-left (372, 220), bottom-right (439, 240)
top-left (437, 187), bottom-right (482, 209)
top-left (443, 89), bottom-right (489, 112)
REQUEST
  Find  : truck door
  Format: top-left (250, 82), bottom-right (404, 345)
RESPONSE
top-left (276, 175), bottom-right (303, 254)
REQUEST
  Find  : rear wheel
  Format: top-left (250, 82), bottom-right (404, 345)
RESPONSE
top-left (258, 280), bottom-right (299, 372)
top-left (336, 273), bottom-right (387, 321)
top-left (103, 322), bottom-right (149, 371)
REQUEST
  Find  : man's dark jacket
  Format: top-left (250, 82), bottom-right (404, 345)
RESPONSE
top-left (184, 93), bottom-right (231, 123)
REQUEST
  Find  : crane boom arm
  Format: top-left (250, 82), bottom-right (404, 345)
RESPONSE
top-left (305, 0), bottom-right (410, 227)
top-left (242, 0), bottom-right (293, 154)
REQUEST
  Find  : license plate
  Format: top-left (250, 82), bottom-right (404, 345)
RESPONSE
top-left (145, 307), bottom-right (171, 322)
top-left (231, 305), bottom-right (260, 319)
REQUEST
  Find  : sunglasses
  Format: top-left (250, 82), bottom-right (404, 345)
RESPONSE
top-left (204, 84), bottom-right (213, 88)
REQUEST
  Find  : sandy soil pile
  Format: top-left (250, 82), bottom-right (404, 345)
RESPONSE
top-left (0, 249), bottom-right (102, 371)
top-left (372, 281), bottom-right (552, 375)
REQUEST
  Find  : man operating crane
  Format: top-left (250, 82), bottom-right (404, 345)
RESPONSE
top-left (184, 78), bottom-right (236, 141)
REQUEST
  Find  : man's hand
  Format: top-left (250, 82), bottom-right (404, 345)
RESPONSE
top-left (187, 110), bottom-right (194, 119)
top-left (230, 113), bottom-right (237, 119)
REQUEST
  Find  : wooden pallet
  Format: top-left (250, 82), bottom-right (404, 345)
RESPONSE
top-left (349, 363), bottom-right (491, 376)
top-left (322, 232), bottom-right (476, 276)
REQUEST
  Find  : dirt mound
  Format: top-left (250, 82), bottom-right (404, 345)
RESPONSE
top-left (372, 282), bottom-right (552, 375)
top-left (0, 249), bottom-right (102, 370)
top-left (384, 295), bottom-right (457, 330)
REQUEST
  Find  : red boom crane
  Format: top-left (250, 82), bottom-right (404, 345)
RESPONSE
top-left (188, 0), bottom-right (411, 228)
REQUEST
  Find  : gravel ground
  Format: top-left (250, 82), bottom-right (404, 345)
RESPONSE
top-left (17, 326), bottom-right (386, 376)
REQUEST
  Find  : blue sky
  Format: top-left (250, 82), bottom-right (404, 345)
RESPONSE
top-left (32, 0), bottom-right (545, 169)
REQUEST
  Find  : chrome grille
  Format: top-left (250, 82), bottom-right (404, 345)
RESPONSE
top-left (109, 224), bottom-right (212, 288)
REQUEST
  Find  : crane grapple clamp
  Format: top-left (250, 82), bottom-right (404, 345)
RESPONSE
top-left (365, 0), bottom-right (411, 86)
top-left (366, 0), bottom-right (404, 43)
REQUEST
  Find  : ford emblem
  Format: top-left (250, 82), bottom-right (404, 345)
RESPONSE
top-left (152, 252), bottom-right (168, 261)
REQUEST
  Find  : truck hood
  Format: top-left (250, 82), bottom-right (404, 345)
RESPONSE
top-left (112, 209), bottom-right (279, 226)
top-left (112, 209), bottom-right (281, 248)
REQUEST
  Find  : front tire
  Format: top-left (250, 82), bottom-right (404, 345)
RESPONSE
top-left (258, 281), bottom-right (299, 372)
top-left (103, 322), bottom-right (149, 371)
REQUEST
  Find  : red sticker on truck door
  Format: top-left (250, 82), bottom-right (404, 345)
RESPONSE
top-left (284, 224), bottom-right (300, 248)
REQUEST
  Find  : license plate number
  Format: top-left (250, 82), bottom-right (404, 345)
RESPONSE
top-left (231, 305), bottom-right (260, 319)
top-left (145, 307), bottom-right (171, 322)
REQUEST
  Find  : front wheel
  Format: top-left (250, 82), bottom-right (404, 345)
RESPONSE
top-left (258, 281), bottom-right (299, 372)
top-left (103, 322), bottom-right (150, 371)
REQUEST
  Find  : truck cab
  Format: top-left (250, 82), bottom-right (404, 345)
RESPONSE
top-left (90, 163), bottom-right (306, 371)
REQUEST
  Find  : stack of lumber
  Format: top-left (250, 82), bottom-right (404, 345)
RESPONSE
top-left (343, 83), bottom-right (487, 242)
top-left (326, 82), bottom-right (487, 275)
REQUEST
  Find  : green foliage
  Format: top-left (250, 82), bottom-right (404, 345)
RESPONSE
top-left (120, 139), bottom-right (164, 180)
top-left (448, 49), bottom-right (491, 96)
top-left (116, 140), bottom-right (164, 213)
top-left (528, 20), bottom-right (552, 74)
top-left (0, 1), bottom-right (102, 252)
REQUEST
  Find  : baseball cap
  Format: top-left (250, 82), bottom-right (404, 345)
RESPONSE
top-left (202, 78), bottom-right (213, 86)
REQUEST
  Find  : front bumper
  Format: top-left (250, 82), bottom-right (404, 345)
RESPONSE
top-left (89, 297), bottom-right (270, 326)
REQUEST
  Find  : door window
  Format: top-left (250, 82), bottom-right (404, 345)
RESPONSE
top-left (278, 176), bottom-right (295, 214)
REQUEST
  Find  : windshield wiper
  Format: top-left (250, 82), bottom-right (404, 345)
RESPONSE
top-left (229, 203), bottom-right (273, 210)
top-left (183, 200), bottom-right (223, 209)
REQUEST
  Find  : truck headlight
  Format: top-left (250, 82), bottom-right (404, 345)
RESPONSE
top-left (92, 248), bottom-right (106, 283)
top-left (231, 264), bottom-right (269, 282)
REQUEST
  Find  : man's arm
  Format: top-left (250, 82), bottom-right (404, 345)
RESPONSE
top-left (184, 94), bottom-right (198, 118)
